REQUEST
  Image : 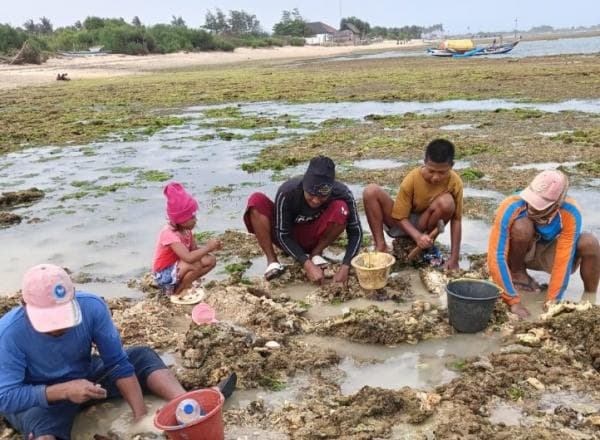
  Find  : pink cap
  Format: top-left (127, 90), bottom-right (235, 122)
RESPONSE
top-left (191, 303), bottom-right (218, 325)
top-left (520, 170), bottom-right (567, 211)
top-left (164, 182), bottom-right (198, 225)
top-left (22, 264), bottom-right (82, 333)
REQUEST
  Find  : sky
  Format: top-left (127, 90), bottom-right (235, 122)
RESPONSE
top-left (1, 0), bottom-right (598, 34)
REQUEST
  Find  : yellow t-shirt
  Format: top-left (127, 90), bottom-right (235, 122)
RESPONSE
top-left (391, 167), bottom-right (463, 221)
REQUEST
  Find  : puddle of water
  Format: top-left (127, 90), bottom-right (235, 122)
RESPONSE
top-left (509, 161), bottom-right (581, 171)
top-left (538, 130), bottom-right (574, 137)
top-left (452, 160), bottom-right (471, 170)
top-left (488, 401), bottom-right (523, 426)
top-left (225, 373), bottom-right (311, 410)
top-left (463, 187), bottom-right (504, 200)
top-left (440, 123), bottom-right (476, 131)
top-left (72, 396), bottom-right (165, 439)
top-left (539, 390), bottom-right (600, 414)
top-left (274, 269), bottom-right (439, 321)
top-left (302, 332), bottom-right (501, 393)
top-left (353, 159), bottom-right (405, 170)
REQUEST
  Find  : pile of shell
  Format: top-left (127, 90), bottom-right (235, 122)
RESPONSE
top-left (316, 302), bottom-right (451, 345)
top-left (175, 322), bottom-right (339, 390)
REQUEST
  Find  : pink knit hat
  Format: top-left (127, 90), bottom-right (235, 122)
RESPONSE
top-left (164, 182), bottom-right (198, 224)
top-left (22, 264), bottom-right (82, 333)
top-left (521, 170), bottom-right (567, 211)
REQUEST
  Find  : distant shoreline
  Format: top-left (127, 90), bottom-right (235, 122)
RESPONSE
top-left (0, 30), bottom-right (597, 91)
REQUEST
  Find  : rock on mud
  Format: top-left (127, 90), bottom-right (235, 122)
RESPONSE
top-left (107, 298), bottom-right (184, 350)
top-left (0, 188), bottom-right (44, 209)
top-left (541, 306), bottom-right (600, 371)
top-left (203, 284), bottom-right (312, 337)
top-left (0, 211), bottom-right (21, 226)
top-left (0, 294), bottom-right (21, 319)
top-left (175, 322), bottom-right (338, 390)
top-left (272, 386), bottom-right (438, 439)
top-left (316, 303), bottom-right (451, 345)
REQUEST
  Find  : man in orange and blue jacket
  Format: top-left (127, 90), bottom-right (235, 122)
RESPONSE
top-left (488, 170), bottom-right (599, 318)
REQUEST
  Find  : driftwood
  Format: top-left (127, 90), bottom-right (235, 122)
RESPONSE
top-left (0, 41), bottom-right (43, 65)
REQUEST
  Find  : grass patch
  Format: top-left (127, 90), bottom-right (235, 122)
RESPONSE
top-left (456, 143), bottom-right (499, 159)
top-left (448, 359), bottom-right (467, 371)
top-left (259, 375), bottom-right (286, 391)
top-left (216, 131), bottom-right (244, 141)
top-left (194, 231), bottom-right (216, 242)
top-left (495, 108), bottom-right (544, 119)
top-left (210, 185), bottom-right (235, 195)
top-left (241, 156), bottom-right (302, 173)
top-left (321, 118), bottom-right (358, 128)
top-left (110, 166), bottom-right (138, 174)
top-left (202, 106), bottom-right (242, 118)
top-left (506, 385), bottom-right (525, 401)
top-left (460, 168), bottom-right (485, 181)
top-left (550, 128), bottom-right (600, 145)
top-left (248, 131), bottom-right (281, 141)
top-left (137, 170), bottom-right (172, 182)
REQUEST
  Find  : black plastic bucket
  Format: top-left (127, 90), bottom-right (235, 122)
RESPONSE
top-left (446, 279), bottom-right (500, 333)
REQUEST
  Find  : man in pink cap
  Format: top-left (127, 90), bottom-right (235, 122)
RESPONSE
top-left (488, 170), bottom-right (600, 318)
top-left (0, 264), bottom-right (189, 439)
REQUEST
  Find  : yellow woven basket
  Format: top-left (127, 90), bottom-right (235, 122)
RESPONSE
top-left (351, 251), bottom-right (396, 290)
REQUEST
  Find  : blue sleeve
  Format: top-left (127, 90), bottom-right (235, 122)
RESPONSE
top-left (88, 298), bottom-right (134, 381)
top-left (0, 327), bottom-right (49, 413)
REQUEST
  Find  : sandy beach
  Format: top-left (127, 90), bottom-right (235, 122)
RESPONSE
top-left (0, 40), bottom-right (423, 90)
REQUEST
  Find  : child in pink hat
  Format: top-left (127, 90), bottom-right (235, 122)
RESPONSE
top-left (152, 182), bottom-right (221, 303)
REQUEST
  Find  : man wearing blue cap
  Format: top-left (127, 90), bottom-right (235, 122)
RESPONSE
top-left (244, 155), bottom-right (363, 283)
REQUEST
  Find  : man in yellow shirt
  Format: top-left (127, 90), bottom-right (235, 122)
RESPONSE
top-left (363, 139), bottom-right (463, 269)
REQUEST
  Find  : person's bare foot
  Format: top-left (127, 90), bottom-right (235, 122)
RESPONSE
top-left (510, 302), bottom-right (531, 318)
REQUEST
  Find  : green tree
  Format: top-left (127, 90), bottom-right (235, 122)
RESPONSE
top-left (228, 10), bottom-right (262, 34)
top-left (131, 16), bottom-right (142, 27)
top-left (38, 17), bottom-right (53, 34)
top-left (273, 8), bottom-right (308, 37)
top-left (83, 16), bottom-right (105, 31)
top-left (340, 16), bottom-right (370, 37)
top-left (171, 16), bottom-right (186, 28)
top-left (204, 9), bottom-right (229, 34)
top-left (0, 24), bottom-right (26, 53)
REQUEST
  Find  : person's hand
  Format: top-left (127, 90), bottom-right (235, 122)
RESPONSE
top-left (416, 233), bottom-right (433, 250)
top-left (333, 264), bottom-right (350, 284)
top-left (206, 238), bottom-right (222, 252)
top-left (444, 257), bottom-right (459, 271)
top-left (510, 302), bottom-right (531, 319)
top-left (543, 300), bottom-right (557, 312)
top-left (63, 379), bottom-right (107, 404)
top-left (303, 260), bottom-right (325, 284)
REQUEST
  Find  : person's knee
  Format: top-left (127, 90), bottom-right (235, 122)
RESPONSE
top-left (432, 193), bottom-right (455, 216)
top-left (577, 232), bottom-right (600, 256)
top-left (127, 345), bottom-right (161, 366)
top-left (510, 217), bottom-right (535, 242)
top-left (362, 184), bottom-right (385, 206)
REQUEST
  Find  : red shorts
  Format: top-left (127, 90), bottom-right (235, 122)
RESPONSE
top-left (243, 192), bottom-right (349, 253)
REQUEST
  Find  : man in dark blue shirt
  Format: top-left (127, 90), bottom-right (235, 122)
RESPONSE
top-left (0, 264), bottom-right (188, 439)
top-left (244, 156), bottom-right (362, 284)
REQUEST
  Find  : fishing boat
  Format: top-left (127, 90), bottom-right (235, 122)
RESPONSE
top-left (428, 38), bottom-right (520, 57)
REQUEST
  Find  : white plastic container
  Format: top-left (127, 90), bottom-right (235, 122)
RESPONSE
top-left (175, 398), bottom-right (205, 425)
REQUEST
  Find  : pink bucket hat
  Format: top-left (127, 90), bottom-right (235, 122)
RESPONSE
top-left (164, 182), bottom-right (198, 225)
top-left (520, 170), bottom-right (567, 211)
top-left (22, 264), bottom-right (82, 333)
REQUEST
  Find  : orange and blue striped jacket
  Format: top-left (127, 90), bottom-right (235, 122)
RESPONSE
top-left (488, 195), bottom-right (582, 304)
